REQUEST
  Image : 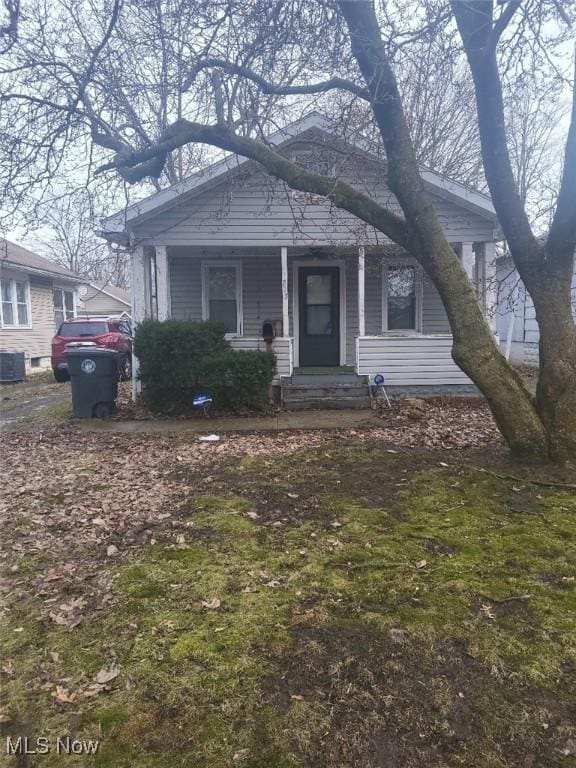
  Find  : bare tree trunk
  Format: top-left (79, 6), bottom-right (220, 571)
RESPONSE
top-left (338, 1), bottom-right (549, 458)
top-left (532, 245), bottom-right (576, 460)
top-left (451, 0), bottom-right (576, 461)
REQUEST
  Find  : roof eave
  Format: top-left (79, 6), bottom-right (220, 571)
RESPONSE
top-left (1, 261), bottom-right (82, 283)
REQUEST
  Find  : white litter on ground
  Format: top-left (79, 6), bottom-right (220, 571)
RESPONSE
top-left (198, 434), bottom-right (221, 442)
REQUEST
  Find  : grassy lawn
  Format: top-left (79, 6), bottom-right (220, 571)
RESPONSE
top-left (1, 427), bottom-right (575, 767)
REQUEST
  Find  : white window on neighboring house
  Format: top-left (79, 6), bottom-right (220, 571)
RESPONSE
top-left (382, 264), bottom-right (422, 332)
top-left (0, 278), bottom-right (31, 327)
top-left (53, 287), bottom-right (75, 329)
top-left (201, 262), bottom-right (242, 336)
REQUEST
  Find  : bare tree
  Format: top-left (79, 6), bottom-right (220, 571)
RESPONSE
top-left (1, 0), bottom-right (575, 460)
top-left (505, 80), bottom-right (569, 231)
top-left (0, 0), bottom-right (19, 53)
top-left (29, 189), bottom-right (131, 288)
top-left (28, 190), bottom-right (104, 272)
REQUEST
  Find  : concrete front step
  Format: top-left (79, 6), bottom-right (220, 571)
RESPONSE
top-left (284, 384), bottom-right (369, 400)
top-left (282, 372), bottom-right (370, 410)
top-left (284, 396), bottom-right (371, 411)
top-left (290, 373), bottom-right (366, 385)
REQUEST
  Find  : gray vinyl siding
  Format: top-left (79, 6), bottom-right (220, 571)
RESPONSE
top-left (496, 257), bottom-right (576, 364)
top-left (356, 336), bottom-right (471, 384)
top-left (365, 259), bottom-right (382, 336)
top-left (170, 253), bottom-right (284, 336)
top-left (79, 286), bottom-right (129, 316)
top-left (0, 274), bottom-right (56, 365)
top-left (346, 254), bottom-right (358, 366)
top-left (168, 251), bottom-right (451, 368)
top-left (131, 150), bottom-right (495, 247)
top-left (241, 256), bottom-right (283, 336)
top-left (170, 257), bottom-right (202, 322)
top-left (422, 275), bottom-right (451, 333)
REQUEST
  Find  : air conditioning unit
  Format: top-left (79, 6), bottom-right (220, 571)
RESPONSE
top-left (0, 350), bottom-right (26, 382)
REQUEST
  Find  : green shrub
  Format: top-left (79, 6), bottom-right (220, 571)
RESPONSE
top-left (133, 320), bottom-right (276, 413)
top-left (205, 350), bottom-right (277, 410)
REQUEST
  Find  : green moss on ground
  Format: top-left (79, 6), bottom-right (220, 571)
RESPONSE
top-left (1, 445), bottom-right (575, 767)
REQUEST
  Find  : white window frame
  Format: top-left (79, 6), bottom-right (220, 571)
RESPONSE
top-left (53, 286), bottom-right (76, 328)
top-left (0, 277), bottom-right (32, 329)
top-left (382, 262), bottom-right (423, 334)
top-left (201, 260), bottom-right (243, 337)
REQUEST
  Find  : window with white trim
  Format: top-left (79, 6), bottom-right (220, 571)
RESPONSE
top-left (0, 278), bottom-right (31, 327)
top-left (382, 264), bottom-right (420, 332)
top-left (201, 262), bottom-right (242, 335)
top-left (53, 287), bottom-right (75, 329)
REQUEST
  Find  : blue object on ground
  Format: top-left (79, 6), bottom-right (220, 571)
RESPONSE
top-left (193, 393), bottom-right (213, 416)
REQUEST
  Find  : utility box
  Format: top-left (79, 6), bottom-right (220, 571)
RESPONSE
top-left (66, 347), bottom-right (119, 418)
top-left (0, 351), bottom-right (26, 382)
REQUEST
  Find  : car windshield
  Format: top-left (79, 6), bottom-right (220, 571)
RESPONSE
top-left (59, 322), bottom-right (108, 337)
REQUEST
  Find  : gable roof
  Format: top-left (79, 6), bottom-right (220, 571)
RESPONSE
top-left (100, 111), bottom-right (497, 242)
top-left (0, 239), bottom-right (81, 282)
top-left (82, 281), bottom-right (131, 306)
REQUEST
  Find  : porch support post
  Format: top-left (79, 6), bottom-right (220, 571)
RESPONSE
top-left (461, 241), bottom-right (475, 284)
top-left (131, 245), bottom-right (149, 400)
top-left (281, 246), bottom-right (289, 337)
top-left (483, 241), bottom-right (498, 335)
top-left (155, 245), bottom-right (170, 321)
top-left (358, 245), bottom-right (365, 337)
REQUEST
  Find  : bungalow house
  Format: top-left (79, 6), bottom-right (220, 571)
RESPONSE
top-left (496, 255), bottom-right (576, 365)
top-left (77, 281), bottom-right (131, 318)
top-left (0, 239), bottom-right (81, 372)
top-left (100, 113), bottom-right (499, 407)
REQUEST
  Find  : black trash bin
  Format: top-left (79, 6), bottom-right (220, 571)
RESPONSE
top-left (66, 347), bottom-right (120, 419)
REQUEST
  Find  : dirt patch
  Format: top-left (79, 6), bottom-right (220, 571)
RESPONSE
top-left (262, 622), bottom-right (575, 768)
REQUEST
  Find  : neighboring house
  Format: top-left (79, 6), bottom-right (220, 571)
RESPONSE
top-left (496, 255), bottom-right (576, 366)
top-left (100, 112), bottom-right (499, 406)
top-left (77, 281), bottom-right (131, 317)
top-left (0, 239), bottom-right (81, 371)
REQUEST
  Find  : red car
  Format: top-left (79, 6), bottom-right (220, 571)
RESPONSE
top-left (51, 316), bottom-right (133, 382)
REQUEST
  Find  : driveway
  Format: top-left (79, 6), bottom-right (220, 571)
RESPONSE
top-left (0, 371), bottom-right (70, 425)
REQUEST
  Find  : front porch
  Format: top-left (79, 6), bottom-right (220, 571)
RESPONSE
top-left (131, 243), bottom-right (496, 400)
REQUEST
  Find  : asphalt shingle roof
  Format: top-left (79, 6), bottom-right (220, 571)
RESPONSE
top-left (0, 239), bottom-right (80, 280)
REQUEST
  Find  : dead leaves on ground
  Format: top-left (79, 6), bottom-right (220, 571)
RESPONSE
top-left (0, 402), bottom-right (500, 711)
top-left (50, 664), bottom-right (122, 705)
top-left (372, 399), bottom-right (500, 449)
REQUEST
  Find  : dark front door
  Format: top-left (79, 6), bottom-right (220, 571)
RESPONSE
top-left (298, 266), bottom-right (340, 367)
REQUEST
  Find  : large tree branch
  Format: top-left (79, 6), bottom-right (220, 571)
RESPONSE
top-left (73, 0), bottom-right (121, 108)
top-left (336, 1), bottom-right (450, 261)
top-left (182, 57), bottom-right (370, 102)
top-left (94, 119), bottom-right (410, 248)
top-left (451, 1), bottom-right (539, 266)
top-left (548, 58), bottom-right (576, 251)
top-left (488, 0), bottom-right (522, 52)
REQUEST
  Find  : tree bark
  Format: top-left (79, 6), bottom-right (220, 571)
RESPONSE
top-left (337, 0), bottom-right (549, 458)
top-left (451, 0), bottom-right (576, 461)
top-left (531, 245), bottom-right (576, 461)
